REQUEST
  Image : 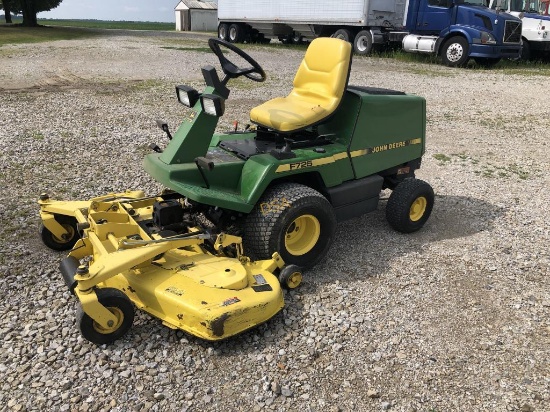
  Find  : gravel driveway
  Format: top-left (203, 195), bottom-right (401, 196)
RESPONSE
top-left (0, 30), bottom-right (549, 412)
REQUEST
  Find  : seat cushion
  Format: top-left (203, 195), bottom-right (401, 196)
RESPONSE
top-left (249, 93), bottom-right (332, 132)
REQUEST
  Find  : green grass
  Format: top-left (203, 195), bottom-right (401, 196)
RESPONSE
top-left (0, 25), bottom-right (98, 46)
top-left (2, 16), bottom-right (173, 31)
top-left (39, 18), bottom-right (174, 31)
top-left (433, 153), bottom-right (452, 163)
top-left (0, 18), bottom-right (174, 46)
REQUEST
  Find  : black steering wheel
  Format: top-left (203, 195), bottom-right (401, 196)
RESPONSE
top-left (208, 38), bottom-right (266, 83)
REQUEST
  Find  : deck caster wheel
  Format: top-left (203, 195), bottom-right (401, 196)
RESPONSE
top-left (77, 288), bottom-right (134, 345)
top-left (279, 264), bottom-right (303, 290)
top-left (386, 178), bottom-right (434, 233)
top-left (39, 214), bottom-right (79, 251)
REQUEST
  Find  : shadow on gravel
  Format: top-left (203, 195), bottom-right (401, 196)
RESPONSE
top-left (305, 194), bottom-right (506, 287)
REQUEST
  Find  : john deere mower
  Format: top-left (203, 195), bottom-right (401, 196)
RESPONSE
top-left (39, 37), bottom-right (434, 344)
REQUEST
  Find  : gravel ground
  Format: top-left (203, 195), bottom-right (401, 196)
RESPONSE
top-left (0, 30), bottom-right (549, 412)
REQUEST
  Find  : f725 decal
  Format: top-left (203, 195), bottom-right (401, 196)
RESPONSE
top-left (289, 160), bottom-right (313, 170)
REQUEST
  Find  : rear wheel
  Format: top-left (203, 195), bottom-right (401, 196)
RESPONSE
top-left (218, 23), bottom-right (229, 41)
top-left (386, 178), bottom-right (434, 233)
top-left (353, 30), bottom-right (373, 55)
top-left (244, 183), bottom-right (336, 268)
top-left (228, 23), bottom-right (245, 43)
top-left (332, 28), bottom-right (353, 43)
top-left (77, 288), bottom-right (134, 345)
top-left (441, 36), bottom-right (469, 67)
top-left (40, 214), bottom-right (79, 251)
top-left (291, 33), bottom-right (304, 45)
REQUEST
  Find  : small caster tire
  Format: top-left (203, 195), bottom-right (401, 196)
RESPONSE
top-left (279, 264), bottom-right (303, 290)
top-left (40, 214), bottom-right (79, 251)
top-left (77, 288), bottom-right (134, 345)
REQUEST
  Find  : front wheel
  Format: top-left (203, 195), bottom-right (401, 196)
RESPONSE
top-left (520, 40), bottom-right (531, 60)
top-left (77, 288), bottom-right (135, 345)
top-left (386, 178), bottom-right (434, 233)
top-left (244, 183), bottom-right (336, 268)
top-left (441, 36), bottom-right (469, 67)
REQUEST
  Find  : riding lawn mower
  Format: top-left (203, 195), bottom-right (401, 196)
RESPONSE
top-left (38, 37), bottom-right (434, 344)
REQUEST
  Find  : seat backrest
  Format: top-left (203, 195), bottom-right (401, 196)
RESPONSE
top-left (291, 37), bottom-right (352, 104)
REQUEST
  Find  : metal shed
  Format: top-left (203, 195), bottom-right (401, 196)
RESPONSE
top-left (175, 0), bottom-right (218, 32)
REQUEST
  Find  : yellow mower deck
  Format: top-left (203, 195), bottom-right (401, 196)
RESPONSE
top-left (39, 191), bottom-right (294, 344)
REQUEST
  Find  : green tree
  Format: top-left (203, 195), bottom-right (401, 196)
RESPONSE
top-left (2, 0), bottom-right (63, 26)
top-left (1, 0), bottom-right (14, 23)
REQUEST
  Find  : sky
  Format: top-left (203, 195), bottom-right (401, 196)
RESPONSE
top-left (38, 0), bottom-right (188, 23)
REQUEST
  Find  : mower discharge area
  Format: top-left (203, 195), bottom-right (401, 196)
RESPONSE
top-left (38, 190), bottom-right (301, 345)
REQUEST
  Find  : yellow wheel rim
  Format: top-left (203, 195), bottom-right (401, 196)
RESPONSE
top-left (52, 224), bottom-right (75, 244)
top-left (286, 271), bottom-right (303, 289)
top-left (409, 196), bottom-right (427, 222)
top-left (92, 307), bottom-right (124, 334)
top-left (285, 214), bottom-right (321, 256)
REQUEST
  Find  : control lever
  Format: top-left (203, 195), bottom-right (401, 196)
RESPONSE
top-left (194, 156), bottom-right (214, 189)
top-left (149, 143), bottom-right (163, 153)
top-left (156, 119), bottom-right (173, 140)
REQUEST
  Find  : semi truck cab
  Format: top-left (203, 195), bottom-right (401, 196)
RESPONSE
top-left (489, 0), bottom-right (550, 59)
top-left (403, 0), bottom-right (522, 66)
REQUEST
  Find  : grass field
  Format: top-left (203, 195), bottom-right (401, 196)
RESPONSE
top-left (37, 18), bottom-right (174, 31)
top-left (0, 17), bottom-right (174, 47)
top-left (0, 25), bottom-right (99, 46)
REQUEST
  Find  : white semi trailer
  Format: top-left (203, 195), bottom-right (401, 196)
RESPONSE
top-left (489, 0), bottom-right (550, 59)
top-left (217, 0), bottom-right (522, 67)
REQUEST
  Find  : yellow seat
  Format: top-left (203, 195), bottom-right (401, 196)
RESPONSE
top-left (250, 37), bottom-right (352, 133)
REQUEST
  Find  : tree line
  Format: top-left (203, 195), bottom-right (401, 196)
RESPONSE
top-left (1, 0), bottom-right (62, 26)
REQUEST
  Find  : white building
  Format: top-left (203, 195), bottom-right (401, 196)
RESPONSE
top-left (175, 0), bottom-right (218, 32)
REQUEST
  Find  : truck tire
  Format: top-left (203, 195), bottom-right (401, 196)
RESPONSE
top-left (218, 23), bottom-right (229, 41)
top-left (386, 178), bottom-right (434, 233)
top-left (353, 30), bottom-right (373, 55)
top-left (520, 39), bottom-right (531, 60)
top-left (332, 28), bottom-right (353, 43)
top-left (441, 36), bottom-right (469, 67)
top-left (228, 23), bottom-right (245, 43)
top-left (244, 183), bottom-right (336, 268)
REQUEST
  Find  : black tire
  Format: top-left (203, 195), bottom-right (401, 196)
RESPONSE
top-left (291, 33), bottom-right (304, 45)
top-left (244, 183), bottom-right (336, 268)
top-left (279, 265), bottom-right (303, 290)
top-left (474, 57), bottom-right (501, 68)
top-left (441, 36), bottom-right (469, 67)
top-left (39, 214), bottom-right (79, 251)
top-left (520, 39), bottom-right (531, 60)
top-left (353, 30), bottom-right (373, 55)
top-left (332, 28), bottom-right (353, 43)
top-left (228, 23), bottom-right (244, 43)
top-left (218, 23), bottom-right (229, 41)
top-left (386, 178), bottom-right (434, 234)
top-left (77, 288), bottom-right (134, 345)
